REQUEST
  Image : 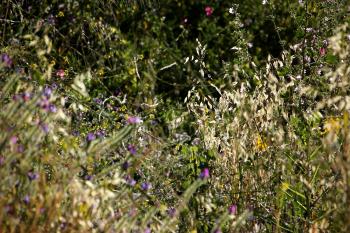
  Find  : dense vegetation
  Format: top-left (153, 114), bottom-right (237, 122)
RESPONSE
top-left (1, 0), bottom-right (350, 232)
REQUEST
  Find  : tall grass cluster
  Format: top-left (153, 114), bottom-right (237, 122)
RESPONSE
top-left (1, 0), bottom-right (350, 232)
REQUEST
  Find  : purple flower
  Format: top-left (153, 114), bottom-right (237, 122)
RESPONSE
top-left (144, 227), bottom-right (151, 233)
top-left (127, 116), bottom-right (142, 124)
top-left (199, 168), bottom-right (210, 179)
top-left (41, 124), bottom-right (49, 133)
top-left (167, 207), bottom-right (176, 218)
top-left (1, 53), bottom-right (13, 67)
top-left (39, 98), bottom-right (50, 111)
top-left (125, 175), bottom-right (136, 186)
top-left (228, 204), bottom-right (237, 215)
top-left (141, 182), bottom-right (151, 191)
top-left (96, 130), bottom-right (105, 138)
top-left (72, 130), bottom-right (80, 136)
top-left (213, 229), bottom-right (222, 233)
top-left (23, 195), bottom-right (30, 204)
top-left (17, 145), bottom-right (24, 153)
top-left (122, 161), bottom-right (130, 170)
top-left (86, 132), bottom-right (96, 142)
top-left (51, 83), bottom-right (58, 89)
top-left (27, 171), bottom-right (39, 181)
top-left (94, 98), bottom-right (103, 105)
top-left (44, 86), bottom-right (52, 97)
top-left (127, 144), bottom-right (137, 155)
top-left (0, 156), bottom-right (5, 166)
top-left (49, 104), bottom-right (57, 113)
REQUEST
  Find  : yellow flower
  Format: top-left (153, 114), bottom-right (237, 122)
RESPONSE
top-left (255, 134), bottom-right (268, 152)
top-left (57, 11), bottom-right (64, 17)
top-left (324, 117), bottom-right (341, 134)
top-left (97, 68), bottom-right (104, 76)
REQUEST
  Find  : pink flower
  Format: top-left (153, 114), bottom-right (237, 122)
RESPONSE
top-left (320, 47), bottom-right (326, 56)
top-left (56, 69), bottom-right (65, 78)
top-left (205, 6), bottom-right (214, 16)
top-left (127, 116), bottom-right (142, 124)
top-left (199, 168), bottom-right (210, 179)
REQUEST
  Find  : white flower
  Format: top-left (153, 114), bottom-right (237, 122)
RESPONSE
top-left (262, 0), bottom-right (268, 5)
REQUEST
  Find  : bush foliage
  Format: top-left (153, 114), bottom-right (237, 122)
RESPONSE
top-left (1, 0), bottom-right (350, 232)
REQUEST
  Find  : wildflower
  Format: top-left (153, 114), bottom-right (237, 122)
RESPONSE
top-left (262, 0), bottom-right (268, 5)
top-left (144, 228), bottom-right (151, 233)
top-left (49, 104), bottom-right (57, 113)
top-left (255, 135), bottom-right (267, 151)
top-left (41, 123), bottom-right (50, 133)
top-left (213, 229), bottom-right (222, 233)
top-left (22, 92), bottom-right (31, 102)
top-left (127, 144), bottom-right (137, 155)
top-left (27, 171), bottom-right (39, 181)
top-left (96, 130), bottom-right (105, 138)
top-left (127, 116), bottom-right (142, 124)
top-left (56, 69), bottom-right (65, 78)
top-left (324, 117), bottom-right (341, 134)
top-left (320, 47), bottom-right (326, 56)
top-left (86, 132), bottom-right (96, 142)
top-left (122, 161), bottom-right (130, 170)
top-left (17, 145), bottom-right (24, 153)
top-left (43, 86), bottom-right (52, 97)
top-left (10, 136), bottom-right (18, 144)
top-left (1, 53), bottom-right (13, 67)
top-left (141, 182), bottom-right (151, 191)
top-left (199, 168), bottom-right (210, 179)
top-left (0, 156), bottom-right (4, 166)
top-left (228, 204), bottom-right (237, 215)
top-left (94, 98), bottom-right (103, 105)
top-left (23, 195), bottom-right (30, 204)
top-left (167, 207), bottom-right (176, 218)
top-left (205, 6), bottom-right (214, 16)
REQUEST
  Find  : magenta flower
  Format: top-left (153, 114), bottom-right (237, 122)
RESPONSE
top-left (127, 116), bottom-right (142, 124)
top-left (205, 6), bottom-right (214, 16)
top-left (320, 47), bottom-right (326, 56)
top-left (10, 136), bottom-right (18, 144)
top-left (0, 156), bottom-right (5, 166)
top-left (56, 69), bottom-right (65, 78)
top-left (199, 168), bottom-right (210, 179)
top-left (228, 204), bottom-right (237, 215)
